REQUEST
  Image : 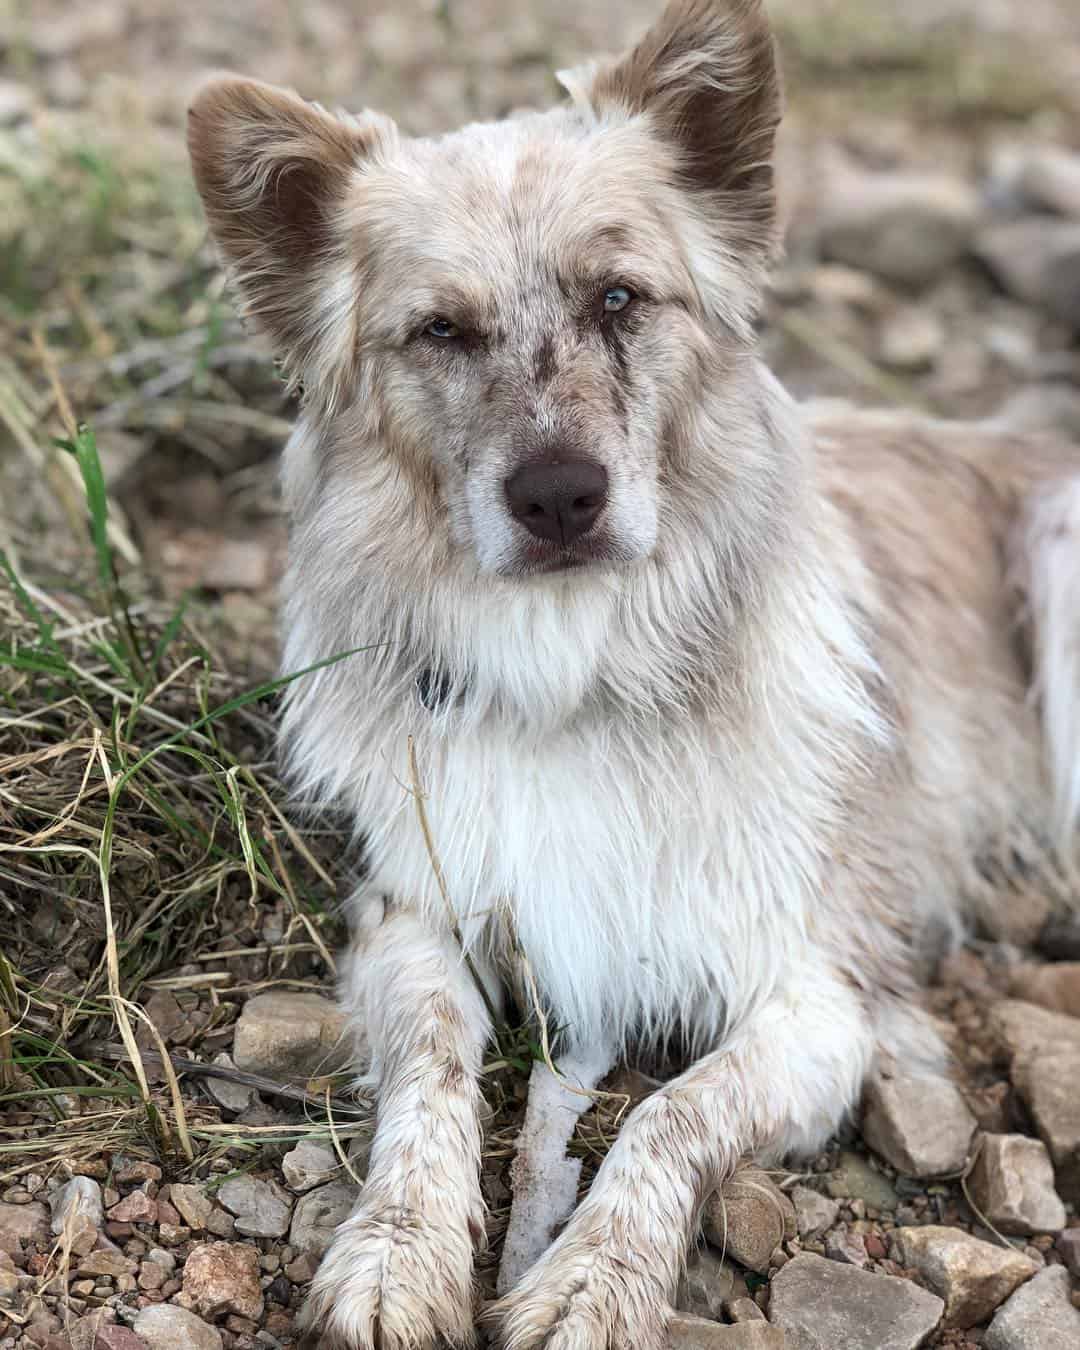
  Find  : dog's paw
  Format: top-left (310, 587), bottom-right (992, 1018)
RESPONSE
top-left (295, 1200), bottom-right (478, 1350)
top-left (485, 1227), bottom-right (669, 1350)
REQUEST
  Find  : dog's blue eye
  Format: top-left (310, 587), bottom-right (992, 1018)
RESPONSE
top-left (426, 318), bottom-right (459, 339)
top-left (603, 286), bottom-right (634, 313)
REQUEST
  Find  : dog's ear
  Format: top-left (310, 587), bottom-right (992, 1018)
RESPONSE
top-left (187, 76), bottom-right (395, 404)
top-left (585, 0), bottom-right (782, 251)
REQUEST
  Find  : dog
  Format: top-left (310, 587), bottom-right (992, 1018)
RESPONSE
top-left (187, 1), bottom-right (1080, 1345)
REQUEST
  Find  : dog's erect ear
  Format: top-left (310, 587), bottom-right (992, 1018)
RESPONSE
top-left (187, 76), bottom-right (395, 404)
top-left (586, 0), bottom-right (781, 250)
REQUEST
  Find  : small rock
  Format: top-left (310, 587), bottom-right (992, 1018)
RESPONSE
top-left (727, 1297), bottom-right (765, 1323)
top-left (769, 1252), bottom-right (944, 1350)
top-left (1012, 1048), bottom-right (1080, 1202)
top-left (974, 220), bottom-right (1080, 330)
top-left (106, 1191), bottom-right (157, 1225)
top-left (984, 1264), bottom-right (1080, 1349)
top-left (68, 1310), bottom-right (113, 1350)
top-left (702, 1170), bottom-right (795, 1274)
top-left (216, 1177), bottom-right (292, 1239)
top-left (75, 1250), bottom-right (134, 1278)
top-left (50, 1178), bottom-right (103, 1255)
top-left (877, 308), bottom-right (945, 373)
top-left (0, 80), bottom-right (32, 125)
top-left (890, 1225), bottom-right (1036, 1327)
top-left (204, 1208), bottom-right (235, 1239)
top-left (824, 1226), bottom-right (868, 1268)
top-left (284, 1253), bottom-right (318, 1284)
top-left (168, 1185), bottom-right (213, 1231)
top-left (112, 1162), bottom-right (162, 1187)
top-left (1009, 964), bottom-right (1080, 1019)
top-left (281, 1141), bottom-right (339, 1194)
top-left (288, 1181), bottom-right (359, 1258)
top-left (232, 993), bottom-right (349, 1081)
top-left (862, 1070), bottom-right (975, 1178)
top-left (131, 1305), bottom-right (222, 1350)
top-left (817, 162), bottom-right (980, 288)
top-left (203, 1054), bottom-right (257, 1114)
top-left (0, 1202), bottom-right (49, 1253)
top-left (95, 1326), bottom-right (150, 1350)
top-left (791, 1187), bottom-right (840, 1241)
top-left (969, 1134), bottom-right (1066, 1235)
top-left (1016, 147), bottom-right (1080, 221)
top-left (145, 1247), bottom-right (176, 1273)
top-left (667, 1315), bottom-right (787, 1348)
top-left (199, 538), bottom-right (272, 593)
top-left (1057, 1227), bottom-right (1080, 1277)
top-left (676, 1245), bottom-right (738, 1319)
top-left (181, 1242), bottom-right (264, 1322)
top-left (825, 1153), bottom-right (899, 1212)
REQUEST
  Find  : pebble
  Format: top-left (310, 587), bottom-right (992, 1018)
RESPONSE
top-left (288, 1181), bottom-right (359, 1258)
top-left (969, 1134), bottom-right (1066, 1235)
top-left (1015, 147), bottom-right (1080, 220)
top-left (984, 1264), bottom-right (1080, 1349)
top-left (204, 1054), bottom-right (257, 1115)
top-left (702, 1169), bottom-right (795, 1275)
top-left (769, 1251), bottom-right (943, 1350)
top-left (217, 1176), bottom-right (292, 1239)
top-left (168, 1184), bottom-right (213, 1231)
top-left (824, 1226), bottom-right (868, 1268)
top-left (281, 1141), bottom-right (339, 1194)
top-left (107, 1190), bottom-right (158, 1225)
top-left (877, 307), bottom-right (945, 372)
top-left (182, 1241), bottom-right (265, 1322)
top-left (825, 1153), bottom-right (899, 1212)
top-left (232, 993), bottom-right (349, 1081)
top-left (132, 1304), bottom-right (223, 1350)
top-left (890, 1224), bottom-right (1036, 1327)
top-left (95, 1326), bottom-right (150, 1350)
top-left (861, 1069), bottom-right (975, 1177)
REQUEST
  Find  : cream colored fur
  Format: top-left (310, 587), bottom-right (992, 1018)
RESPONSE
top-left (186, 2), bottom-right (1080, 1346)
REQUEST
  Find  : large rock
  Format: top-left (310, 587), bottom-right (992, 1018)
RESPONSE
top-left (984, 1265), bottom-right (1080, 1349)
top-left (216, 1175), bottom-right (292, 1238)
top-left (1012, 1050), bottom-right (1080, 1202)
top-left (791, 1187), bottom-right (840, 1241)
top-left (131, 1305), bottom-right (222, 1350)
top-left (974, 220), bottom-right (1080, 329)
top-left (1016, 147), bottom-right (1080, 220)
top-left (181, 1241), bottom-right (264, 1322)
top-left (861, 1070), bottom-right (975, 1177)
top-left (1010, 964), bottom-right (1080, 1019)
top-left (288, 1180), bottom-right (360, 1257)
top-left (968, 1134), bottom-right (1066, 1235)
top-left (769, 1252), bottom-right (943, 1350)
top-left (667, 1316), bottom-right (787, 1348)
top-left (232, 992), bottom-right (349, 1080)
top-left (702, 1169), bottom-right (795, 1274)
top-left (49, 1177), bottom-right (103, 1255)
top-left (0, 1201), bottom-right (49, 1254)
top-left (817, 164), bottom-right (980, 288)
top-left (890, 1225), bottom-right (1036, 1327)
top-left (990, 999), bottom-right (1080, 1061)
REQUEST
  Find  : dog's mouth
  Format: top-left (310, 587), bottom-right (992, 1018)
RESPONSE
top-left (504, 531), bottom-right (624, 578)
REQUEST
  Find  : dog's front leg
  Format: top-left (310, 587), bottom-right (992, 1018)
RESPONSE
top-left (488, 969), bottom-right (875, 1350)
top-left (299, 902), bottom-right (492, 1350)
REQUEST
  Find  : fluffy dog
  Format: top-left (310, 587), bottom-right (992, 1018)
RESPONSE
top-left (187, 1), bottom-right (1080, 1345)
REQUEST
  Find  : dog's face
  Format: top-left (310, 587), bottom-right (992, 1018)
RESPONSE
top-left (188, 0), bottom-right (781, 578)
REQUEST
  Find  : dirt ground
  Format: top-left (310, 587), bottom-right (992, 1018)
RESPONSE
top-left (2, 2), bottom-right (1080, 1348)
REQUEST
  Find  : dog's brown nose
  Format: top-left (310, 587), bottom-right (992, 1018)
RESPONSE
top-left (505, 459), bottom-right (608, 545)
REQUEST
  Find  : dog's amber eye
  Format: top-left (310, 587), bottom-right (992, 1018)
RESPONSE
top-left (425, 318), bottom-right (460, 339)
top-left (603, 286), bottom-right (634, 314)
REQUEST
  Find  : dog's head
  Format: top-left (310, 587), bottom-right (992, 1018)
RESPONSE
top-left (188, 0), bottom-right (782, 579)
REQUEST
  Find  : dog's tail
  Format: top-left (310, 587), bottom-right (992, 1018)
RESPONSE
top-left (1016, 473), bottom-right (1080, 858)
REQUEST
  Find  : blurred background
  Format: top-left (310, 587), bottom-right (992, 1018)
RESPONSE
top-left (1, 0), bottom-right (1079, 661)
